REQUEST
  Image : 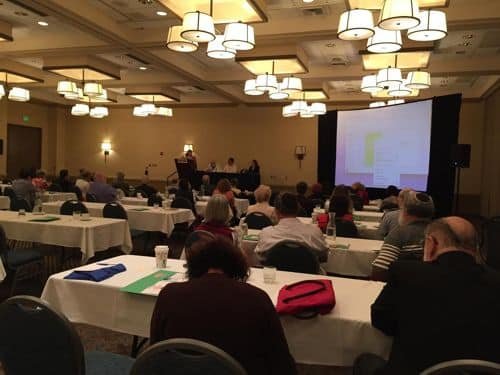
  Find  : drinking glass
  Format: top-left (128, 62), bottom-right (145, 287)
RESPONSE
top-left (263, 266), bottom-right (277, 284)
top-left (73, 210), bottom-right (81, 220)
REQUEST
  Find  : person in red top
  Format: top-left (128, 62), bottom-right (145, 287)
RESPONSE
top-left (150, 237), bottom-right (297, 375)
top-left (212, 178), bottom-right (236, 217)
top-left (31, 169), bottom-right (48, 192)
top-left (352, 182), bottom-right (369, 205)
top-left (196, 194), bottom-right (234, 243)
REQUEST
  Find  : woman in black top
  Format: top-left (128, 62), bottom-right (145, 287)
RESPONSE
top-left (175, 178), bottom-right (195, 208)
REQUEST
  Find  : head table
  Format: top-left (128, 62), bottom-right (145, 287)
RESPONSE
top-left (41, 255), bottom-right (391, 367)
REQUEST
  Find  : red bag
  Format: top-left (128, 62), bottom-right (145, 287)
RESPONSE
top-left (276, 279), bottom-right (336, 318)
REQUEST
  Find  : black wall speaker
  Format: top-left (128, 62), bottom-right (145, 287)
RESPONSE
top-left (0, 139), bottom-right (3, 155)
top-left (450, 144), bottom-right (471, 168)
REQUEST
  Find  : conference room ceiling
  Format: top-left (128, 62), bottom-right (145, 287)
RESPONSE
top-left (0, 0), bottom-right (498, 107)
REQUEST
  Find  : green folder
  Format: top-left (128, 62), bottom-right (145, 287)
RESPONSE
top-left (121, 270), bottom-right (177, 295)
top-left (243, 234), bottom-right (259, 241)
top-left (333, 243), bottom-right (350, 250)
top-left (28, 216), bottom-right (61, 222)
top-left (130, 208), bottom-right (150, 211)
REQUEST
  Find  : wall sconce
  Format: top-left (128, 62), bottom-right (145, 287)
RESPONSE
top-left (183, 144), bottom-right (193, 153)
top-left (101, 141), bottom-right (112, 164)
top-left (295, 145), bottom-right (306, 168)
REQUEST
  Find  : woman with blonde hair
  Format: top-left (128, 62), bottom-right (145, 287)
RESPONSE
top-left (246, 185), bottom-right (277, 224)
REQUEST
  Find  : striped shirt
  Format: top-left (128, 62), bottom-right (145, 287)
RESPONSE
top-left (372, 219), bottom-right (430, 271)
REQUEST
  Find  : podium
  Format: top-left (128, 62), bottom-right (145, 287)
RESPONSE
top-left (174, 158), bottom-right (196, 184)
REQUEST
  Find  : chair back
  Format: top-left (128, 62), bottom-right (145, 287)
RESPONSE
top-left (148, 195), bottom-right (163, 207)
top-left (3, 187), bottom-right (16, 200)
top-left (60, 200), bottom-right (88, 215)
top-left (0, 225), bottom-right (9, 263)
top-left (130, 338), bottom-right (247, 375)
top-left (0, 295), bottom-right (85, 375)
top-left (70, 185), bottom-right (83, 201)
top-left (244, 212), bottom-right (273, 230)
top-left (421, 359), bottom-right (500, 375)
top-left (171, 196), bottom-right (194, 211)
top-left (265, 241), bottom-right (320, 274)
top-left (103, 202), bottom-right (128, 220)
top-left (86, 192), bottom-right (98, 202)
top-left (482, 216), bottom-right (500, 271)
top-left (10, 198), bottom-right (32, 212)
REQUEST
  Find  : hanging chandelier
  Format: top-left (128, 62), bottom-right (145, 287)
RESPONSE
top-left (370, 101), bottom-right (386, 108)
top-left (181, 10), bottom-right (215, 43)
top-left (0, 84), bottom-right (4, 99)
top-left (132, 96), bottom-right (173, 117)
top-left (388, 99), bottom-right (405, 105)
top-left (406, 71), bottom-right (431, 89)
top-left (223, 21), bottom-right (255, 51)
top-left (337, 9), bottom-right (374, 40)
top-left (71, 103), bottom-right (90, 116)
top-left (166, 25), bottom-right (199, 52)
top-left (244, 79), bottom-right (264, 96)
top-left (367, 27), bottom-right (402, 53)
top-left (377, 67), bottom-right (403, 87)
top-left (269, 83), bottom-right (289, 100)
top-left (282, 92), bottom-right (326, 118)
top-left (207, 35), bottom-right (236, 59)
top-left (281, 76), bottom-right (303, 93)
top-left (90, 106), bottom-right (109, 119)
top-left (388, 80), bottom-right (412, 97)
top-left (8, 87), bottom-right (30, 102)
top-left (378, 0), bottom-right (420, 31)
top-left (407, 10), bottom-right (447, 42)
top-left (361, 74), bottom-right (383, 93)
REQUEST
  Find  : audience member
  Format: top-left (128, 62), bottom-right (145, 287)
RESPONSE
top-left (206, 160), bottom-right (219, 172)
top-left (230, 178), bottom-right (242, 196)
top-left (378, 188), bottom-right (412, 238)
top-left (89, 173), bottom-right (116, 203)
top-left (223, 157), bottom-right (238, 173)
top-left (380, 185), bottom-right (399, 211)
top-left (31, 169), bottom-right (48, 192)
top-left (255, 193), bottom-right (328, 263)
top-left (12, 168), bottom-right (36, 207)
top-left (296, 181), bottom-right (313, 217)
top-left (329, 195), bottom-right (358, 238)
top-left (135, 176), bottom-right (157, 198)
top-left (200, 174), bottom-right (214, 196)
top-left (54, 169), bottom-right (73, 192)
top-left (308, 183), bottom-right (324, 204)
top-left (329, 185), bottom-right (354, 214)
top-left (246, 185), bottom-right (277, 224)
top-left (195, 195), bottom-right (234, 242)
top-left (213, 178), bottom-right (236, 212)
top-left (75, 170), bottom-right (91, 200)
top-left (150, 237), bottom-right (297, 375)
top-left (175, 178), bottom-right (195, 208)
top-left (371, 191), bottom-right (434, 281)
top-left (112, 171), bottom-right (131, 196)
top-left (352, 182), bottom-right (369, 205)
top-left (354, 217), bottom-right (500, 375)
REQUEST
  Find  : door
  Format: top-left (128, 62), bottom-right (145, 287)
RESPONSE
top-left (7, 124), bottom-right (42, 178)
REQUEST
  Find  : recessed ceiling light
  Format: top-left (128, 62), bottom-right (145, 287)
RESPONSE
top-left (139, 66), bottom-right (148, 70)
top-left (37, 21), bottom-right (49, 26)
top-left (156, 11), bottom-right (167, 16)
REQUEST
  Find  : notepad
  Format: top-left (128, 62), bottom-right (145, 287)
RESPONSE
top-left (121, 270), bottom-right (179, 296)
top-left (243, 234), bottom-right (259, 241)
top-left (28, 216), bottom-right (61, 222)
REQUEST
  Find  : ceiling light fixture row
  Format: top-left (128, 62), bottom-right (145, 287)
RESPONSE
top-left (337, 0), bottom-right (448, 54)
top-left (0, 73), bottom-right (30, 102)
top-left (369, 99), bottom-right (405, 108)
top-left (166, 0), bottom-right (255, 60)
top-left (281, 92), bottom-right (326, 118)
top-left (132, 97), bottom-right (173, 118)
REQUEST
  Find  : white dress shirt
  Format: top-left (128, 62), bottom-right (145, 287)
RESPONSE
top-left (255, 217), bottom-right (329, 262)
top-left (223, 164), bottom-right (238, 173)
top-left (75, 178), bottom-right (90, 198)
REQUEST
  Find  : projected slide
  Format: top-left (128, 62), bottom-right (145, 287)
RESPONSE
top-left (335, 100), bottom-right (432, 191)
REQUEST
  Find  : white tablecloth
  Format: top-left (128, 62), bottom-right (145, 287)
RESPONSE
top-left (0, 184), bottom-right (11, 193)
top-left (0, 211), bottom-right (132, 261)
top-left (353, 210), bottom-right (384, 222)
top-left (362, 205), bottom-right (380, 212)
top-left (355, 221), bottom-right (382, 240)
top-left (196, 197), bottom-right (249, 218)
top-left (42, 202), bottom-right (195, 235)
top-left (120, 197), bottom-right (149, 206)
top-left (241, 229), bottom-right (382, 277)
top-left (42, 192), bottom-right (77, 202)
top-left (41, 255), bottom-right (391, 366)
top-left (0, 196), bottom-right (10, 210)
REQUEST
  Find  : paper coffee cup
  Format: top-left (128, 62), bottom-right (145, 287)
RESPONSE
top-left (154, 245), bottom-right (169, 268)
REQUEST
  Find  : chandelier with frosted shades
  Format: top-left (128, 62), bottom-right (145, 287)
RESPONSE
top-left (132, 96), bottom-right (173, 118)
top-left (0, 75), bottom-right (30, 102)
top-left (281, 92), bottom-right (327, 118)
top-left (166, 0), bottom-right (255, 60)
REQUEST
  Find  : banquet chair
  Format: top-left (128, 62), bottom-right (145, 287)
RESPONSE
top-left (265, 241), bottom-right (320, 275)
top-left (130, 338), bottom-right (247, 375)
top-left (10, 198), bottom-right (32, 212)
top-left (0, 295), bottom-right (134, 375)
top-left (421, 359), bottom-right (500, 375)
top-left (148, 194), bottom-right (163, 207)
top-left (103, 202), bottom-right (127, 219)
top-left (3, 186), bottom-right (16, 201)
top-left (85, 192), bottom-right (97, 202)
top-left (244, 212), bottom-right (273, 230)
top-left (60, 200), bottom-right (88, 215)
top-left (0, 225), bottom-right (44, 296)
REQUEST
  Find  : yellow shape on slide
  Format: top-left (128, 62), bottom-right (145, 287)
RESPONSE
top-left (365, 133), bottom-right (382, 167)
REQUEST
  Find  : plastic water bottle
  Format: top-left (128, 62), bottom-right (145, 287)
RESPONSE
top-left (326, 212), bottom-right (336, 241)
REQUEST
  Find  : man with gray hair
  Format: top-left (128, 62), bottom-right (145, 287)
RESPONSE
top-left (353, 216), bottom-right (500, 374)
top-left (372, 191), bottom-right (434, 281)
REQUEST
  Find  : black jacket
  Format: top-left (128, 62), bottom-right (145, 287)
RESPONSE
top-left (371, 251), bottom-right (500, 374)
